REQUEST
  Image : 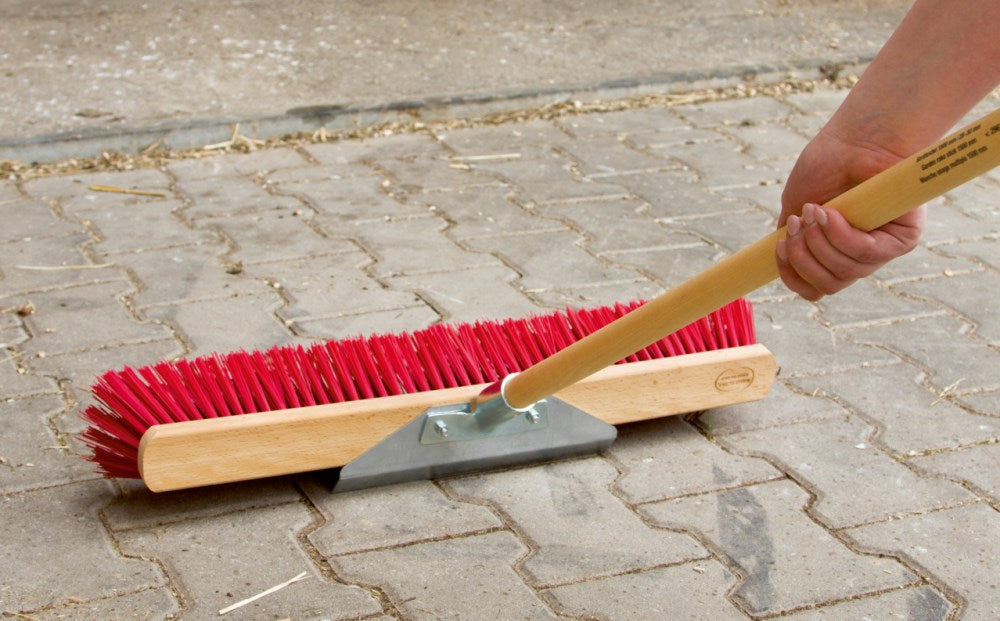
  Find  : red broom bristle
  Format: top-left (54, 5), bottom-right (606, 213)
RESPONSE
top-left (80, 299), bottom-right (758, 479)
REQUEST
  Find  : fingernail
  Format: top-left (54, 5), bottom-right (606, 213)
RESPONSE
top-left (802, 203), bottom-right (815, 226)
top-left (787, 215), bottom-right (801, 237)
top-left (776, 239), bottom-right (788, 262)
top-left (813, 204), bottom-right (828, 227)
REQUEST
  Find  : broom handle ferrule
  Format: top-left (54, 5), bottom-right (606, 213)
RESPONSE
top-left (503, 107), bottom-right (1000, 410)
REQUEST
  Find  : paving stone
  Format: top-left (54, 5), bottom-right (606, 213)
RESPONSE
top-left (17, 280), bottom-right (171, 355)
top-left (141, 292), bottom-right (292, 356)
top-left (436, 120), bottom-right (574, 157)
top-left (909, 443), bottom-right (1000, 506)
top-left (0, 395), bottom-right (97, 493)
top-left (556, 107), bottom-right (690, 138)
top-left (953, 388), bottom-right (1000, 416)
top-left (265, 162), bottom-right (378, 185)
top-left (526, 278), bottom-right (666, 310)
top-left (292, 305), bottom-right (441, 342)
top-left (784, 89), bottom-right (848, 118)
top-left (0, 330), bottom-right (59, 399)
top-left (378, 155), bottom-right (497, 191)
top-left (281, 175), bottom-right (422, 222)
top-left (114, 243), bottom-right (263, 307)
top-left (418, 185), bottom-right (560, 239)
top-left (944, 177), bottom-right (1000, 215)
top-left (629, 126), bottom-right (727, 152)
top-left (308, 132), bottom-right (447, 163)
top-left (814, 278), bottom-right (945, 328)
top-left (332, 531), bottom-right (556, 620)
top-left (0, 480), bottom-right (165, 611)
top-left (612, 243), bottom-right (736, 289)
top-left (599, 168), bottom-right (708, 218)
top-left (933, 237), bottom-right (1000, 272)
top-left (891, 270), bottom-right (1000, 345)
top-left (305, 479), bottom-right (503, 556)
top-left (349, 215), bottom-right (501, 278)
top-left (723, 122), bottom-right (809, 162)
top-left (0, 197), bottom-right (80, 243)
top-left (469, 151), bottom-right (629, 204)
top-left (465, 229), bottom-right (640, 291)
top-left (104, 478), bottom-right (303, 531)
top-left (21, 587), bottom-right (179, 621)
top-left (388, 264), bottom-right (540, 323)
top-left (675, 97), bottom-right (797, 129)
top-left (23, 170), bottom-right (172, 204)
top-left (657, 138), bottom-right (787, 191)
top-left (609, 417), bottom-right (782, 505)
top-left (198, 207), bottom-right (354, 265)
top-left (703, 377), bottom-right (847, 436)
top-left (751, 297), bottom-right (897, 376)
top-left (26, 339), bottom-right (185, 421)
top-left (176, 174), bottom-right (303, 219)
top-left (641, 479), bottom-right (916, 617)
top-left (722, 416), bottom-right (975, 528)
top-left (166, 147), bottom-right (310, 180)
top-left (845, 314), bottom-right (1000, 393)
top-left (0, 233), bottom-right (121, 295)
top-left (117, 502), bottom-right (381, 620)
top-left (775, 585), bottom-right (951, 620)
top-left (544, 560), bottom-right (744, 620)
top-left (542, 195), bottom-right (702, 255)
top-left (248, 252), bottom-right (422, 322)
top-left (873, 245), bottom-right (983, 284)
top-left (563, 135), bottom-right (672, 176)
top-left (919, 201), bottom-right (998, 246)
top-left (0, 179), bottom-right (20, 201)
top-left (81, 198), bottom-right (216, 254)
top-left (846, 503), bottom-right (1000, 620)
top-left (657, 206), bottom-right (774, 253)
top-left (791, 363), bottom-right (999, 455)
top-left (444, 457), bottom-right (707, 586)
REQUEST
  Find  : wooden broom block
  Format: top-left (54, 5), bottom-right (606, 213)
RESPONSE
top-left (139, 343), bottom-right (777, 491)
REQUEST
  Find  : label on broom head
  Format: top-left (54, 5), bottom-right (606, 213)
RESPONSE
top-left (715, 367), bottom-right (755, 392)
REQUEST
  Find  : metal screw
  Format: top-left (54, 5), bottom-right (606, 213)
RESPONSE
top-left (525, 410), bottom-right (540, 424)
top-left (434, 420), bottom-right (449, 437)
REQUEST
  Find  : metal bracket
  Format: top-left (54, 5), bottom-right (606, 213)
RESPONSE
top-left (333, 396), bottom-right (616, 493)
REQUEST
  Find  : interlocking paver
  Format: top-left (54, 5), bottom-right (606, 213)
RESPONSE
top-left (909, 443), bottom-right (1000, 506)
top-left (676, 98), bottom-right (796, 129)
top-left (751, 297), bottom-right (898, 376)
top-left (562, 134), bottom-right (672, 176)
top-left (199, 208), bottom-right (355, 265)
top-left (724, 122), bottom-right (810, 163)
top-left (658, 206), bottom-right (775, 254)
top-left (23, 588), bottom-right (179, 621)
top-left (444, 457), bottom-right (707, 586)
top-left (544, 560), bottom-right (745, 620)
top-left (609, 417), bottom-right (782, 505)
top-left (166, 147), bottom-right (310, 180)
top-left (814, 277), bottom-right (947, 328)
top-left (0, 233), bottom-right (120, 295)
top-left (23, 170), bottom-right (171, 206)
top-left (420, 185), bottom-right (559, 239)
top-left (791, 363), bottom-right (999, 455)
top-left (1, 480), bottom-right (166, 613)
top-left (722, 415), bottom-right (975, 528)
top-left (176, 175), bottom-right (303, 219)
top-left (0, 197), bottom-right (80, 243)
top-left (292, 305), bottom-right (441, 341)
top-left (140, 292), bottom-right (292, 355)
top-left (306, 479), bottom-right (503, 555)
top-left (246, 252), bottom-right (422, 322)
top-left (846, 503), bottom-right (1000, 620)
top-left (845, 313), bottom-right (1000, 394)
top-left (435, 121), bottom-right (574, 158)
top-left (307, 132), bottom-right (447, 163)
top-left (641, 479), bottom-right (917, 616)
top-left (81, 198), bottom-right (216, 254)
top-left (542, 195), bottom-right (704, 255)
top-left (0, 329), bottom-right (58, 399)
top-left (378, 155), bottom-right (498, 191)
top-left (703, 377), bottom-right (847, 436)
top-left (117, 501), bottom-right (382, 620)
top-left (16, 280), bottom-right (171, 355)
top-left (388, 264), bottom-right (539, 323)
top-left (556, 107), bottom-right (689, 138)
top-left (278, 175), bottom-right (421, 222)
top-left (0, 395), bottom-right (96, 493)
top-left (872, 245), bottom-right (983, 285)
top-left (775, 586), bottom-right (951, 620)
top-left (891, 269), bottom-right (1000, 345)
top-left (469, 151), bottom-right (629, 204)
top-left (332, 531), bottom-right (556, 620)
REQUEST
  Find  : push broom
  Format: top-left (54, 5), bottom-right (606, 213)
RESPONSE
top-left (81, 107), bottom-right (1000, 492)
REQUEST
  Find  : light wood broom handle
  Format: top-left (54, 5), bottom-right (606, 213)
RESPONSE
top-left (505, 107), bottom-right (1000, 409)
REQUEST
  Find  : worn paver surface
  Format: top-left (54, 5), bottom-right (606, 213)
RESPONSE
top-left (3, 2), bottom-right (1000, 620)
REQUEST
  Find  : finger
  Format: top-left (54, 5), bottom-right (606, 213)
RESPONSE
top-left (799, 205), bottom-right (879, 282)
top-left (819, 205), bottom-right (921, 265)
top-left (776, 216), bottom-right (829, 300)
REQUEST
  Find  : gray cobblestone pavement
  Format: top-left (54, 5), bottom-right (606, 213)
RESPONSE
top-left (3, 5), bottom-right (1000, 621)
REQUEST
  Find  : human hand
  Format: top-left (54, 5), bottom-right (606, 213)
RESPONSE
top-left (776, 129), bottom-right (926, 301)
